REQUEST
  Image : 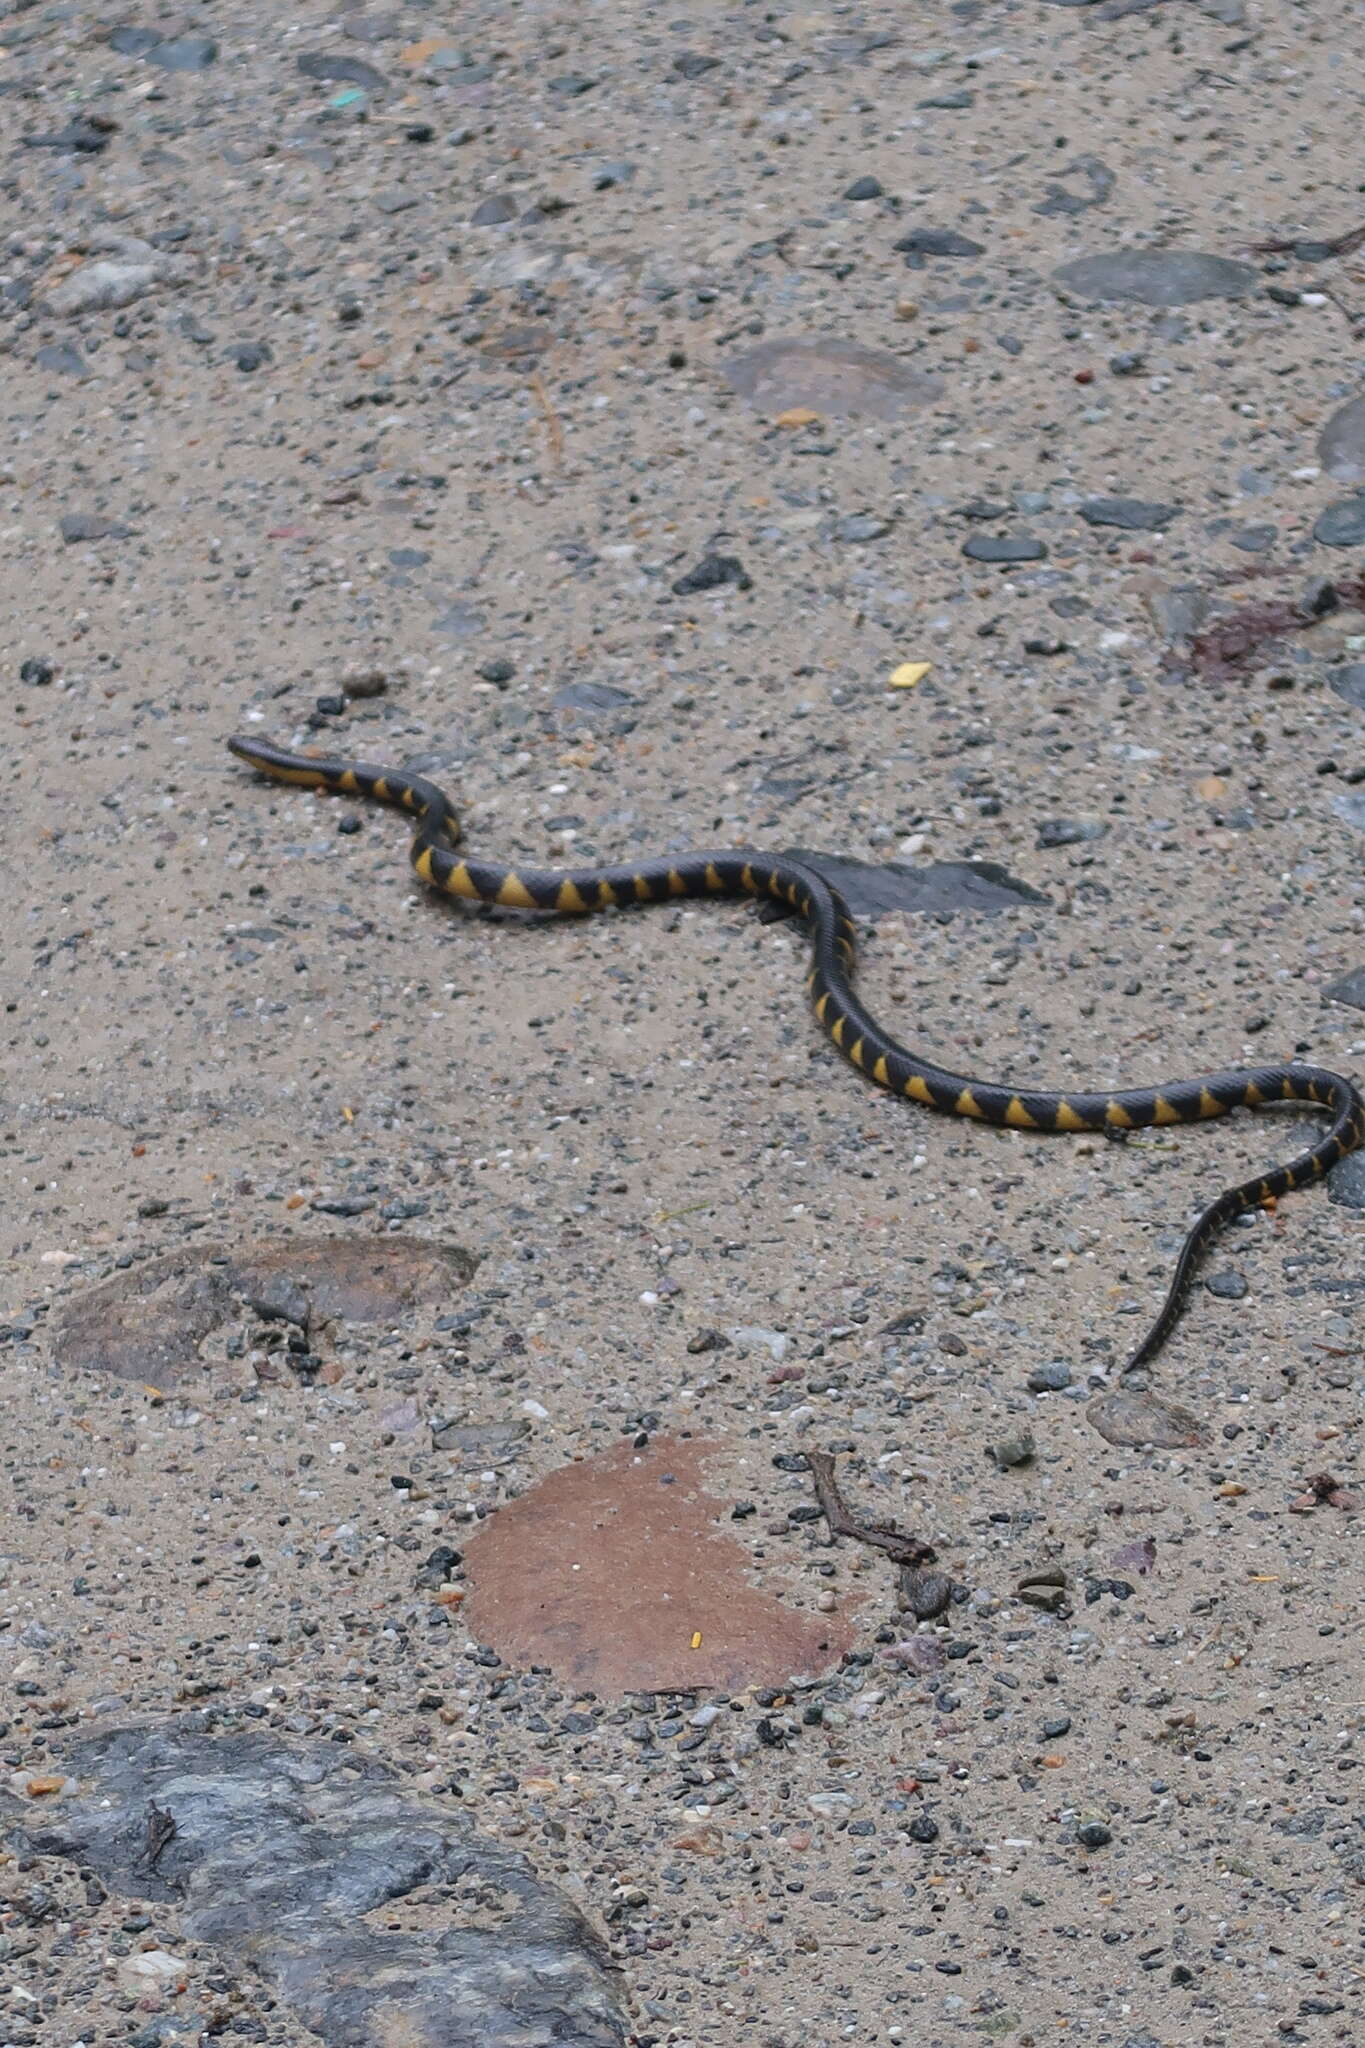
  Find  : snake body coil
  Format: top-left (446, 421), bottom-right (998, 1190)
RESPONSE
top-left (229, 734), bottom-right (1364, 1369)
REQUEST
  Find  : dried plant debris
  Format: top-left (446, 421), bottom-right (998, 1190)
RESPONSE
top-left (49, 1238), bottom-right (476, 1387)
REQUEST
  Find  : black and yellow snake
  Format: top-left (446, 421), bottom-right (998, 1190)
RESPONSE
top-left (229, 734), bottom-right (1364, 1369)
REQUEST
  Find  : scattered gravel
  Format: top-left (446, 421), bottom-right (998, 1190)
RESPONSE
top-left (4, 3), bottom-right (1365, 2042)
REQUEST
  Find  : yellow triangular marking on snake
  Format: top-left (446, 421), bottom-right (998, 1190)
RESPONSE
top-left (496, 873), bottom-right (538, 910)
top-left (1053, 1101), bottom-right (1088, 1132)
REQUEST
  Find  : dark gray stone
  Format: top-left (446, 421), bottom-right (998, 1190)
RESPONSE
top-left (59, 513), bottom-right (130, 543)
top-left (833, 513), bottom-right (890, 542)
top-left (108, 25), bottom-right (164, 56)
top-left (1027, 1361), bottom-right (1074, 1392)
top-left (1147, 582), bottom-right (1211, 640)
top-left (552, 681), bottom-right (635, 719)
top-left (431, 1418), bottom-right (531, 1465)
top-left (1229, 523), bottom-right (1277, 552)
top-left (548, 73), bottom-right (597, 95)
top-left (672, 553), bottom-right (751, 595)
top-left (1324, 966), bottom-right (1365, 1010)
top-left (962, 533), bottom-right (1047, 562)
top-left (147, 35), bottom-right (218, 71)
top-left (895, 226), bottom-right (985, 264)
top-left (1334, 790), bottom-right (1365, 831)
top-left (1330, 664), bottom-right (1365, 710)
top-left (1036, 818), bottom-right (1106, 848)
top-left (296, 51), bottom-right (388, 90)
top-left (1314, 497), bottom-right (1365, 548)
top-left (35, 343), bottom-right (89, 377)
top-left (2, 1723), bottom-right (627, 2047)
top-left (1079, 497), bottom-right (1180, 532)
top-left (1053, 248), bottom-right (1259, 306)
top-left (1319, 393), bottom-right (1365, 484)
top-left (471, 195), bottom-right (517, 225)
top-left (918, 89), bottom-right (974, 109)
top-left (1328, 1147), bottom-right (1365, 1210)
top-left (1204, 1269), bottom-right (1249, 1301)
top-left (431, 601), bottom-right (486, 640)
top-left (22, 118), bottom-right (115, 155)
top-left (674, 52), bottom-right (720, 77)
top-left (777, 852), bottom-right (1047, 920)
top-left (844, 175), bottom-right (883, 201)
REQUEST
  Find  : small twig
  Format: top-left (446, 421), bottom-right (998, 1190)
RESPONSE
top-left (529, 370), bottom-right (565, 467)
top-left (805, 1449), bottom-right (936, 1566)
top-left (139, 1801), bottom-right (177, 1873)
top-left (1252, 223), bottom-right (1365, 260)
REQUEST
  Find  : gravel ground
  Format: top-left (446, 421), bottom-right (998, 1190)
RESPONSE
top-left (3, 2), bottom-right (1365, 2043)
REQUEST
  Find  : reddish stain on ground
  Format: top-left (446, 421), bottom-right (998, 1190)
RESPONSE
top-left (461, 1436), bottom-right (855, 1694)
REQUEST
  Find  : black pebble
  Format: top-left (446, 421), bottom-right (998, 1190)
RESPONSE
top-left (478, 656), bottom-right (516, 684)
top-left (20, 658), bottom-right (55, 686)
top-left (337, 815), bottom-right (362, 836)
top-left (229, 342), bottom-right (272, 373)
top-left (844, 176), bottom-right (883, 201)
top-left (1076, 1821), bottom-right (1112, 1849)
top-left (672, 553), bottom-right (751, 595)
top-left (471, 196), bottom-right (517, 226)
top-left (1205, 1270), bottom-right (1249, 1300)
top-left (315, 694), bottom-right (346, 715)
top-left (963, 534), bottom-right (1047, 564)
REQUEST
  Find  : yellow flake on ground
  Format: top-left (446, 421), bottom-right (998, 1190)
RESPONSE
top-left (889, 660), bottom-right (932, 689)
top-left (775, 406), bottom-right (821, 427)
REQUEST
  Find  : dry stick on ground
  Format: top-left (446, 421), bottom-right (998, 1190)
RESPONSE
top-left (529, 370), bottom-right (565, 466)
top-left (805, 1449), bottom-right (937, 1567)
top-left (1252, 223), bottom-right (1365, 259)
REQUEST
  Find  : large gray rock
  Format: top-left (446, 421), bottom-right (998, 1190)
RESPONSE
top-left (5, 1721), bottom-right (627, 2047)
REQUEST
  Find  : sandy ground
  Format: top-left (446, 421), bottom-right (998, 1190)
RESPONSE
top-left (3, 2), bottom-right (1365, 2042)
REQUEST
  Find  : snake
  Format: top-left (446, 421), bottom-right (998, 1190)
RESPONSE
top-left (228, 733), bottom-right (1365, 1370)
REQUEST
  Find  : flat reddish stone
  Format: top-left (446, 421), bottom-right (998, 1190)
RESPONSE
top-left (462, 1437), bottom-right (854, 1694)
